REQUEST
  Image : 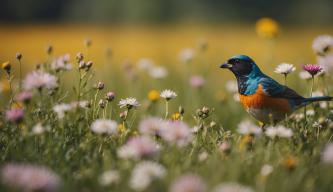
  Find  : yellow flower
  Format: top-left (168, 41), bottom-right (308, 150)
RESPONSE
top-left (171, 112), bottom-right (181, 121)
top-left (256, 18), bottom-right (279, 39)
top-left (0, 80), bottom-right (10, 94)
top-left (118, 124), bottom-right (126, 134)
top-left (11, 102), bottom-right (24, 109)
top-left (281, 155), bottom-right (298, 171)
top-left (2, 61), bottom-right (11, 73)
top-left (148, 90), bottom-right (160, 102)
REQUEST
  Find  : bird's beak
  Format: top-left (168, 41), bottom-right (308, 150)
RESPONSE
top-left (220, 62), bottom-right (232, 69)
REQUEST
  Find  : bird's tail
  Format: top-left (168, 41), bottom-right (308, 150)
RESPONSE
top-left (304, 96), bottom-right (333, 103)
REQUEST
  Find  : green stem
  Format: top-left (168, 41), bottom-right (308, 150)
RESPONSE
top-left (165, 100), bottom-right (169, 119)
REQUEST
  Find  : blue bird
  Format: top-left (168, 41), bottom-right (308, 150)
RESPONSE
top-left (220, 55), bottom-right (332, 127)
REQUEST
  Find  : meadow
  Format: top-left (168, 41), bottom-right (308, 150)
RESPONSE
top-left (0, 21), bottom-right (333, 192)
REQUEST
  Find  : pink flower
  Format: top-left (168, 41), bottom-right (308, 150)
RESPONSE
top-left (6, 109), bottom-right (24, 123)
top-left (105, 92), bottom-right (115, 102)
top-left (160, 121), bottom-right (193, 147)
top-left (15, 91), bottom-right (33, 104)
top-left (23, 71), bottom-right (58, 91)
top-left (117, 136), bottom-right (160, 159)
top-left (303, 64), bottom-right (323, 76)
top-left (1, 163), bottom-right (60, 192)
top-left (170, 174), bottom-right (206, 192)
top-left (189, 75), bottom-right (205, 89)
top-left (138, 117), bottom-right (164, 136)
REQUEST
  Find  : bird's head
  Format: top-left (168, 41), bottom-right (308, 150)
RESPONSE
top-left (220, 55), bottom-right (262, 77)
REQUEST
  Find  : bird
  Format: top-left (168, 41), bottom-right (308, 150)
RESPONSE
top-left (220, 55), bottom-right (332, 127)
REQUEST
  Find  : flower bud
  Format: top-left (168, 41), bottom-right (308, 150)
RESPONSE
top-left (16, 52), bottom-right (22, 60)
top-left (105, 92), bottom-right (115, 102)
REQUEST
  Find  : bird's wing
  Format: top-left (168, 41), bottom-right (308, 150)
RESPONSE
top-left (259, 76), bottom-right (304, 100)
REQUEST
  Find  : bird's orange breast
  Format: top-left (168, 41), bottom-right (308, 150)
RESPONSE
top-left (239, 85), bottom-right (291, 113)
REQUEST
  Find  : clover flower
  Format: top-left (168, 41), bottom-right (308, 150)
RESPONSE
top-left (312, 35), bottom-right (333, 56)
top-left (170, 174), bottom-right (206, 192)
top-left (117, 136), bottom-right (160, 159)
top-left (6, 108), bottom-right (24, 123)
top-left (189, 75), bottom-right (205, 89)
top-left (1, 163), bottom-right (60, 192)
top-left (303, 64), bottom-right (323, 76)
top-left (118, 97), bottom-right (140, 109)
top-left (91, 119), bottom-right (118, 135)
top-left (130, 161), bottom-right (166, 191)
top-left (23, 71), bottom-right (58, 91)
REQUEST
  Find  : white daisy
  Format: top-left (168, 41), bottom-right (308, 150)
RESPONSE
top-left (265, 125), bottom-right (293, 138)
top-left (91, 119), bottom-right (118, 135)
top-left (23, 71), bottom-right (58, 91)
top-left (149, 66), bottom-right (168, 79)
top-left (52, 103), bottom-right (73, 119)
top-left (129, 161), bottom-right (166, 191)
top-left (274, 63), bottom-right (296, 75)
top-left (237, 120), bottom-right (262, 136)
top-left (118, 97), bottom-right (140, 109)
top-left (160, 89), bottom-right (177, 100)
top-left (99, 170), bottom-right (120, 186)
top-left (179, 48), bottom-right (195, 63)
top-left (322, 143), bottom-right (333, 164)
top-left (312, 35), bottom-right (333, 56)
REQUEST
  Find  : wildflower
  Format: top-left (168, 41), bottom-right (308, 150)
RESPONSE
top-left (148, 90), bottom-right (160, 102)
top-left (2, 61), bottom-right (11, 74)
top-left (237, 120), bottom-right (262, 136)
top-left (76, 52), bottom-right (84, 62)
top-left (172, 112), bottom-right (181, 121)
top-left (256, 17), bottom-right (279, 39)
top-left (312, 35), bottom-right (333, 56)
top-left (160, 121), bottom-right (192, 147)
top-left (218, 142), bottom-right (231, 154)
top-left (198, 151), bottom-right (209, 162)
top-left (91, 119), bottom-right (118, 135)
top-left (23, 71), bottom-right (58, 91)
top-left (15, 91), bottom-right (33, 104)
top-left (45, 45), bottom-right (53, 55)
top-left (322, 143), bottom-right (333, 164)
top-left (299, 71), bottom-right (312, 80)
top-left (96, 81), bottom-right (105, 90)
top-left (281, 155), bottom-right (298, 170)
top-left (118, 97), bottom-right (140, 109)
top-left (52, 103), bottom-right (73, 119)
top-left (213, 182), bottom-right (254, 192)
top-left (1, 163), bottom-right (60, 192)
top-left (130, 161), bottom-right (166, 191)
top-left (196, 106), bottom-right (211, 119)
top-left (179, 48), bottom-right (195, 63)
top-left (32, 123), bottom-right (50, 135)
top-left (225, 80), bottom-right (238, 93)
top-left (99, 170), bottom-right (120, 186)
top-left (51, 54), bottom-right (72, 71)
top-left (189, 75), bottom-right (205, 89)
top-left (306, 109), bottom-right (315, 116)
top-left (6, 108), bottom-right (24, 123)
top-left (137, 58), bottom-right (154, 70)
top-left (117, 136), bottom-right (160, 159)
top-left (160, 89), bottom-right (177, 100)
top-left (85, 61), bottom-right (93, 71)
top-left (239, 135), bottom-right (254, 150)
top-left (138, 117), bottom-right (164, 136)
top-left (260, 164), bottom-right (273, 177)
top-left (170, 174), bottom-right (206, 192)
top-left (149, 66), bottom-right (168, 79)
top-left (16, 52), bottom-right (22, 60)
top-left (105, 91), bottom-right (115, 102)
top-left (98, 99), bottom-right (106, 109)
top-left (303, 64), bottom-right (323, 76)
top-left (265, 125), bottom-right (293, 138)
top-left (274, 63), bottom-right (296, 75)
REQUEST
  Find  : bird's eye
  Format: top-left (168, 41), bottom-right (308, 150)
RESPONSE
top-left (234, 59), bottom-right (240, 64)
